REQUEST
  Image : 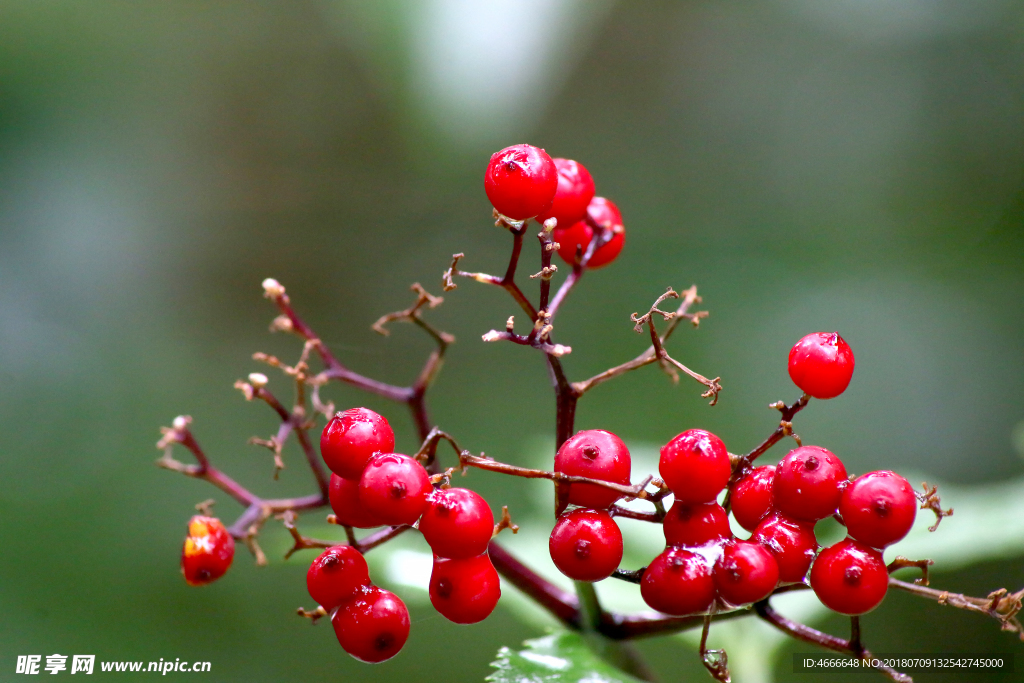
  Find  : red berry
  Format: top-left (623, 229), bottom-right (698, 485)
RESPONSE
top-left (658, 429), bottom-right (731, 504)
top-left (640, 547), bottom-right (716, 616)
top-left (549, 509), bottom-right (623, 582)
top-left (306, 545), bottom-right (370, 609)
top-left (320, 408), bottom-right (395, 480)
top-left (788, 332), bottom-right (855, 399)
top-left (714, 540), bottom-right (779, 606)
top-left (358, 453), bottom-right (433, 526)
top-left (751, 513), bottom-right (818, 583)
top-left (329, 473), bottom-right (387, 529)
top-left (663, 501), bottom-right (731, 547)
top-left (332, 586), bottom-right (410, 663)
top-left (535, 158), bottom-right (595, 228)
top-left (554, 429), bottom-right (632, 509)
top-left (839, 471), bottom-right (916, 549)
top-left (419, 488), bottom-right (495, 560)
top-left (810, 539), bottom-right (889, 615)
top-left (730, 465), bottom-right (775, 532)
top-left (181, 515), bottom-right (234, 586)
top-left (429, 553), bottom-right (501, 624)
top-left (484, 144), bottom-right (558, 220)
top-left (773, 445), bottom-right (848, 521)
top-left (552, 197), bottom-right (625, 268)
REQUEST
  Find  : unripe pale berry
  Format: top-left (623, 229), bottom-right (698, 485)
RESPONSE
top-left (714, 540), bottom-right (779, 606)
top-left (535, 158), bottom-right (595, 229)
top-left (640, 547), bottom-right (716, 616)
top-left (419, 487), bottom-right (495, 560)
top-left (773, 445), bottom-right (848, 522)
top-left (429, 553), bottom-right (501, 624)
top-left (810, 538), bottom-right (888, 615)
top-left (484, 144), bottom-right (558, 220)
top-left (663, 501), bottom-right (731, 547)
top-left (306, 545), bottom-right (370, 609)
top-left (320, 408), bottom-right (395, 480)
top-left (839, 470), bottom-right (917, 549)
top-left (358, 453), bottom-right (433, 526)
top-left (181, 515), bottom-right (234, 586)
top-left (553, 197), bottom-right (625, 268)
top-left (329, 473), bottom-right (387, 529)
top-left (659, 429), bottom-right (731, 504)
top-left (549, 509), bottom-right (623, 582)
top-left (751, 513), bottom-right (818, 583)
top-left (730, 465), bottom-right (775, 532)
top-left (332, 586), bottom-right (410, 663)
top-left (554, 429), bottom-right (632, 509)
top-left (788, 332), bottom-right (855, 399)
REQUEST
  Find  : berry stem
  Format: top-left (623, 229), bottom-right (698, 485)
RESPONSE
top-left (699, 615), bottom-right (731, 683)
top-left (487, 540), bottom-right (582, 629)
top-left (546, 220), bottom-right (604, 321)
top-left (575, 581), bottom-right (604, 632)
top-left (458, 450), bottom-right (654, 500)
top-left (570, 285), bottom-right (708, 396)
top-left (888, 578), bottom-right (1024, 638)
top-left (753, 599), bottom-right (911, 683)
top-left (264, 284), bottom-right (413, 403)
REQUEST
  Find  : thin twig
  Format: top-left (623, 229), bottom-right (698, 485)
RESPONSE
top-left (699, 615), bottom-right (731, 683)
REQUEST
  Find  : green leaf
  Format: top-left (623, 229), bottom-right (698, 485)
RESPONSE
top-left (487, 631), bottom-right (646, 683)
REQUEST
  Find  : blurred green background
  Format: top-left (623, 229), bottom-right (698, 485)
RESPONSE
top-left (1, 1), bottom-right (1023, 682)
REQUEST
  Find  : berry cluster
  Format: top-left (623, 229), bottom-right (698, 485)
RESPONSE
top-left (307, 545), bottom-right (409, 663)
top-left (548, 430), bottom-right (629, 581)
top-left (166, 144), bottom-right (1005, 683)
top-left (536, 331), bottom-right (917, 619)
top-left (485, 144), bottom-right (625, 268)
top-left (319, 407), bottom-right (500, 660)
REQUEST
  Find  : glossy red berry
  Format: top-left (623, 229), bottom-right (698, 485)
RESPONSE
top-left (332, 586), bottom-right (410, 663)
top-left (429, 553), bottom-right (501, 624)
top-left (419, 488), bottom-right (495, 560)
top-left (810, 539), bottom-right (888, 615)
top-left (484, 144), bottom-right (558, 220)
top-left (658, 429), bottom-right (731, 504)
top-left (358, 453), bottom-right (433, 526)
top-left (663, 501), bottom-right (731, 547)
top-left (306, 545), bottom-right (370, 609)
top-left (320, 408), bottom-right (395, 480)
top-left (329, 473), bottom-right (387, 529)
top-left (535, 158), bottom-right (595, 228)
top-left (549, 509), bottom-right (623, 582)
top-left (553, 197), bottom-right (625, 268)
top-left (181, 516), bottom-right (234, 586)
top-left (714, 540), bottom-right (779, 606)
top-left (730, 465), bottom-right (775, 532)
top-left (773, 445), bottom-right (849, 521)
top-left (839, 471), bottom-right (917, 549)
top-left (788, 332), bottom-right (855, 399)
top-left (554, 429), bottom-right (632, 509)
top-left (640, 547), bottom-right (716, 616)
top-left (751, 513), bottom-right (819, 583)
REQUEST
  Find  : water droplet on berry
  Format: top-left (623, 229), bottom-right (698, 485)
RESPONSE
top-left (804, 456), bottom-right (819, 471)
